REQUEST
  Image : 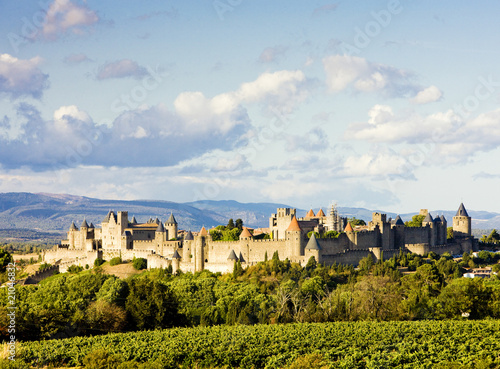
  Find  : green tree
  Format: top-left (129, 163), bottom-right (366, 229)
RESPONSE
top-left (227, 218), bottom-right (235, 230)
top-left (125, 278), bottom-right (182, 330)
top-left (233, 261), bottom-right (244, 278)
top-left (132, 257), bottom-right (147, 270)
top-left (348, 217), bottom-right (366, 227)
top-left (0, 248), bottom-right (13, 272)
top-left (305, 256), bottom-right (317, 271)
top-left (447, 227), bottom-right (454, 240)
top-left (96, 277), bottom-right (128, 306)
top-left (235, 218), bottom-right (243, 230)
top-left (405, 214), bottom-right (425, 227)
top-left (437, 278), bottom-right (490, 319)
top-left (209, 229), bottom-right (223, 241)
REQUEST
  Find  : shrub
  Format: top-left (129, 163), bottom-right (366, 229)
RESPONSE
top-left (94, 258), bottom-right (105, 267)
top-left (67, 265), bottom-right (83, 273)
top-left (287, 353), bottom-right (329, 369)
top-left (132, 257), bottom-right (147, 270)
top-left (82, 349), bottom-right (122, 369)
top-left (38, 262), bottom-right (52, 272)
top-left (110, 257), bottom-right (122, 266)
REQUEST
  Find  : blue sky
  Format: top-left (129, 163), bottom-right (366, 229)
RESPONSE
top-left (0, 0), bottom-right (500, 213)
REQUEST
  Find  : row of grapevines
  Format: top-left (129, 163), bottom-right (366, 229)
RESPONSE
top-left (20, 320), bottom-right (500, 368)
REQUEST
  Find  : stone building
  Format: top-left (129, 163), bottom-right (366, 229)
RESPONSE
top-left (44, 203), bottom-right (476, 274)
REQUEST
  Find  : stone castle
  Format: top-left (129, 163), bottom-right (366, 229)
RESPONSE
top-left (44, 203), bottom-right (476, 273)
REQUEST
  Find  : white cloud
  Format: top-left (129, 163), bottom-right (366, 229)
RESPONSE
top-left (0, 54), bottom-right (49, 99)
top-left (64, 53), bottom-right (91, 65)
top-left (42, 0), bottom-right (99, 40)
top-left (410, 85), bottom-right (443, 104)
top-left (97, 59), bottom-right (148, 80)
top-left (322, 55), bottom-right (418, 97)
top-left (340, 152), bottom-right (411, 179)
top-left (345, 105), bottom-right (458, 143)
top-left (345, 105), bottom-right (500, 165)
top-left (0, 70), bottom-right (310, 171)
top-left (174, 70), bottom-right (308, 132)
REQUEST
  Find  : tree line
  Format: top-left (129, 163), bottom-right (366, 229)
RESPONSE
top-left (1, 247), bottom-right (500, 342)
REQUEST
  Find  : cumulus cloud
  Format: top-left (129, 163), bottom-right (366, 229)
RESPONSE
top-left (340, 151), bottom-right (413, 180)
top-left (64, 53), bottom-right (91, 65)
top-left (0, 54), bottom-right (49, 99)
top-left (345, 104), bottom-right (500, 164)
top-left (97, 59), bottom-right (148, 80)
top-left (345, 104), bottom-right (458, 143)
top-left (0, 70), bottom-right (310, 170)
top-left (322, 55), bottom-right (419, 97)
top-left (410, 85), bottom-right (443, 104)
top-left (41, 0), bottom-right (99, 40)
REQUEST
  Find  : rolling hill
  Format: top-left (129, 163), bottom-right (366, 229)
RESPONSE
top-left (0, 193), bottom-right (498, 243)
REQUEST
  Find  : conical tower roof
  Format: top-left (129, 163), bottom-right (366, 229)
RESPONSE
top-left (199, 226), bottom-right (208, 237)
top-left (239, 252), bottom-right (245, 262)
top-left (89, 222), bottom-right (95, 228)
top-left (456, 203), bottom-right (469, 217)
top-left (156, 222), bottom-right (165, 232)
top-left (286, 216), bottom-right (302, 231)
top-left (166, 213), bottom-right (177, 224)
top-left (306, 209), bottom-right (315, 218)
top-left (239, 227), bottom-right (253, 239)
top-left (172, 250), bottom-right (181, 259)
top-left (69, 221), bottom-right (78, 231)
top-left (316, 208), bottom-right (325, 217)
top-left (227, 250), bottom-right (238, 260)
top-left (344, 222), bottom-right (353, 232)
top-left (305, 233), bottom-right (321, 250)
top-left (395, 215), bottom-right (404, 226)
top-left (130, 216), bottom-right (137, 224)
top-left (154, 217), bottom-right (160, 224)
top-left (103, 210), bottom-right (114, 223)
top-left (423, 213), bottom-right (433, 223)
top-left (440, 215), bottom-right (446, 222)
top-left (184, 230), bottom-right (194, 240)
top-left (80, 218), bottom-right (88, 228)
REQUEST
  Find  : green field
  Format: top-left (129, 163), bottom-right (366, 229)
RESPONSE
top-left (19, 320), bottom-right (500, 368)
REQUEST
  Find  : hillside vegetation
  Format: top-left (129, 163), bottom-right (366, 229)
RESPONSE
top-left (16, 320), bottom-right (500, 368)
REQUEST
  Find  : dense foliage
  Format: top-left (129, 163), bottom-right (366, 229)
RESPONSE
top-left (18, 320), bottom-right (500, 368)
top-left (2, 249), bottom-right (500, 344)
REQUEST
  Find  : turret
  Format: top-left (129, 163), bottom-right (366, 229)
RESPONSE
top-left (165, 213), bottom-right (178, 240)
top-left (285, 216), bottom-right (304, 257)
top-left (172, 249), bottom-right (181, 274)
top-left (195, 227), bottom-right (208, 272)
top-left (68, 221), bottom-right (78, 248)
top-left (440, 215), bottom-right (447, 244)
top-left (422, 212), bottom-right (436, 247)
top-left (183, 231), bottom-right (194, 261)
top-left (121, 230), bottom-right (132, 250)
top-left (227, 249), bottom-right (238, 270)
top-left (80, 218), bottom-right (89, 250)
top-left (453, 203), bottom-right (471, 239)
top-left (155, 221), bottom-right (166, 243)
top-left (344, 222), bottom-right (355, 248)
top-left (393, 215), bottom-right (405, 248)
top-left (305, 233), bottom-right (321, 263)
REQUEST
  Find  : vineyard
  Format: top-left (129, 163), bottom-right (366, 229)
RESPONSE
top-left (19, 320), bottom-right (500, 368)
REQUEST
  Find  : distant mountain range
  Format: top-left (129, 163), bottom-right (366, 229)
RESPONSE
top-left (0, 193), bottom-right (498, 241)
